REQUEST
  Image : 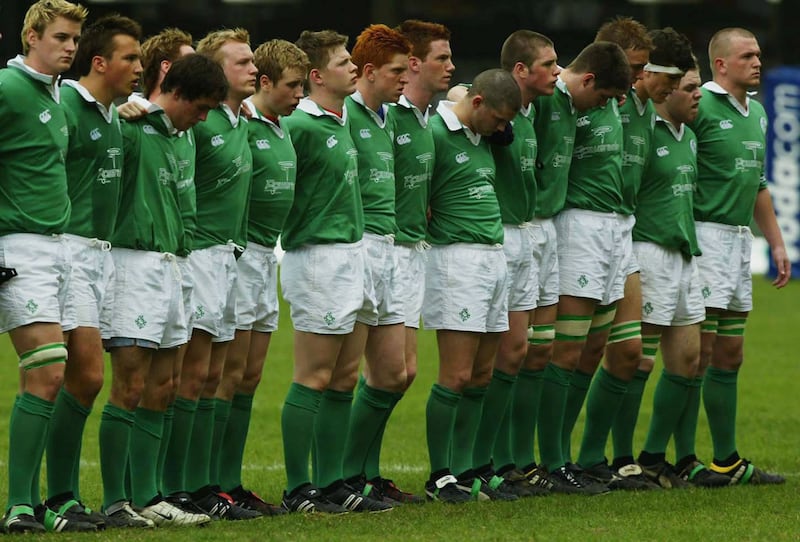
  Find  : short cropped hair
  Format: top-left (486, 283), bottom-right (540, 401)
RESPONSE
top-left (351, 24), bottom-right (411, 77)
top-left (649, 28), bottom-right (695, 73)
top-left (708, 27), bottom-right (757, 73)
top-left (140, 28), bottom-right (192, 97)
top-left (72, 14), bottom-right (141, 77)
top-left (197, 28), bottom-right (251, 66)
top-left (253, 39), bottom-right (309, 84)
top-left (595, 17), bottom-right (653, 51)
top-left (467, 68), bottom-right (521, 112)
top-left (394, 19), bottom-right (450, 61)
top-left (295, 30), bottom-right (348, 71)
top-left (569, 41), bottom-right (631, 91)
top-left (22, 0), bottom-right (88, 55)
top-left (500, 30), bottom-right (554, 72)
top-left (161, 53), bottom-right (228, 103)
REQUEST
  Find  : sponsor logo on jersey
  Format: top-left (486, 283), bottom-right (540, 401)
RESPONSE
top-left (211, 134), bottom-right (224, 147)
top-left (256, 139), bottom-right (270, 150)
top-left (551, 111), bottom-right (561, 121)
top-left (39, 109), bottom-right (51, 124)
top-left (591, 125), bottom-right (613, 143)
top-left (656, 146), bottom-right (669, 157)
top-left (158, 167), bottom-right (173, 185)
top-left (468, 183), bottom-right (495, 200)
top-left (396, 133), bottom-right (411, 145)
top-left (89, 128), bottom-right (102, 141)
top-left (326, 135), bottom-right (338, 148)
top-left (143, 124), bottom-right (157, 135)
top-left (760, 116), bottom-right (768, 134)
top-left (455, 152), bottom-right (469, 164)
top-left (719, 119), bottom-right (734, 129)
top-left (576, 115), bottom-right (590, 127)
top-left (620, 113), bottom-right (630, 124)
top-left (623, 135), bottom-right (646, 167)
top-left (360, 128), bottom-right (372, 139)
top-left (97, 147), bottom-right (122, 184)
top-left (673, 164), bottom-right (695, 196)
top-left (344, 148), bottom-right (359, 185)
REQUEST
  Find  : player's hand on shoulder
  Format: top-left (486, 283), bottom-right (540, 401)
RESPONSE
top-left (117, 101), bottom-right (148, 120)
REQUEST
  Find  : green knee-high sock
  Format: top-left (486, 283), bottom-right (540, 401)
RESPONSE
top-left (8, 393), bottom-right (53, 508)
top-left (561, 369), bottom-right (593, 464)
top-left (184, 397), bottom-right (215, 493)
top-left (510, 368), bottom-right (544, 468)
top-left (156, 404), bottom-right (174, 494)
top-left (99, 403), bottom-right (134, 509)
top-left (282, 383), bottom-right (321, 494)
top-left (473, 371), bottom-right (516, 469)
top-left (426, 384), bottom-right (461, 475)
top-left (674, 377), bottom-right (703, 462)
top-left (611, 369), bottom-right (650, 463)
top-left (703, 366), bottom-right (739, 462)
top-left (363, 391), bottom-right (402, 481)
top-left (451, 386), bottom-right (487, 478)
top-left (642, 370), bottom-right (692, 455)
top-left (313, 389), bottom-right (353, 490)
top-left (537, 363), bottom-right (572, 471)
top-left (577, 368), bottom-right (629, 468)
top-left (491, 385), bottom-right (515, 471)
top-left (219, 393), bottom-right (254, 492)
top-left (161, 397), bottom-right (196, 496)
top-left (46, 388), bottom-right (91, 500)
top-left (130, 407), bottom-right (164, 507)
top-left (12, 395), bottom-right (42, 506)
top-left (342, 383), bottom-right (396, 481)
top-left (209, 398), bottom-right (232, 487)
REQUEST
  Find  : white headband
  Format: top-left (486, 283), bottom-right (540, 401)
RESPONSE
top-left (644, 63), bottom-right (684, 75)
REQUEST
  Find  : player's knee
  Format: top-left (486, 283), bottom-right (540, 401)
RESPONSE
top-left (404, 367), bottom-right (417, 390)
top-left (238, 370), bottom-right (262, 395)
top-left (20, 343), bottom-right (68, 400)
top-left (71, 371), bottom-right (104, 405)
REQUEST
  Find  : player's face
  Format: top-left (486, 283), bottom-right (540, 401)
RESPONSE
top-left (320, 45), bottom-right (358, 98)
top-left (268, 66), bottom-right (306, 117)
top-left (572, 77), bottom-right (622, 111)
top-left (524, 45), bottom-right (560, 97)
top-left (220, 40), bottom-right (257, 100)
top-left (372, 53), bottom-right (410, 104)
top-left (666, 69), bottom-right (702, 125)
top-left (722, 36), bottom-right (762, 89)
top-left (26, 16), bottom-right (81, 75)
top-left (642, 70), bottom-right (683, 104)
top-left (471, 100), bottom-right (516, 137)
top-left (173, 96), bottom-right (220, 131)
top-left (104, 33), bottom-right (143, 99)
top-left (419, 39), bottom-right (454, 93)
top-left (625, 48), bottom-right (649, 84)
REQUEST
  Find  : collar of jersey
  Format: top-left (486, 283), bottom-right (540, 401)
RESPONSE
top-left (219, 102), bottom-right (246, 128)
top-left (297, 96), bottom-right (348, 126)
top-left (398, 94), bottom-right (430, 126)
top-left (61, 79), bottom-right (114, 123)
top-left (349, 90), bottom-right (388, 128)
top-left (8, 55), bottom-right (60, 102)
top-left (655, 113), bottom-right (686, 141)
top-left (243, 97), bottom-right (285, 138)
top-left (555, 76), bottom-right (575, 114)
top-left (436, 100), bottom-right (481, 145)
top-left (702, 81), bottom-right (756, 117)
top-left (630, 87), bottom-right (648, 116)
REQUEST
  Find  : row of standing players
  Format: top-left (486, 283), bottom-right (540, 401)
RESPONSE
top-left (0, 1), bottom-right (790, 533)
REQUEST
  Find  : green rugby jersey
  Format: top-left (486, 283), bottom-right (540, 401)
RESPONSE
top-left (567, 98), bottom-right (624, 213)
top-left (193, 105), bottom-right (252, 249)
top-left (173, 129), bottom-right (196, 256)
top-left (244, 97), bottom-right (296, 248)
top-left (533, 78), bottom-right (576, 218)
top-left (61, 81), bottom-right (123, 240)
top-left (493, 104), bottom-right (537, 223)
top-left (690, 82), bottom-right (768, 226)
top-left (619, 87), bottom-right (656, 215)
top-left (428, 102), bottom-right (503, 245)
top-left (0, 57), bottom-right (70, 236)
top-left (389, 95), bottom-right (434, 244)
top-left (633, 117), bottom-right (700, 259)
top-left (347, 92), bottom-right (396, 236)
top-left (113, 107), bottom-right (183, 253)
top-left (281, 98), bottom-right (363, 250)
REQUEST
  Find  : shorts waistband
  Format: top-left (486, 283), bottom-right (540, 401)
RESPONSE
top-left (532, 217), bottom-right (554, 227)
top-left (504, 222), bottom-right (534, 229)
top-left (560, 208), bottom-right (618, 219)
top-left (696, 221), bottom-right (752, 235)
top-left (396, 239), bottom-right (431, 252)
top-left (241, 241), bottom-right (276, 256)
top-left (431, 242), bottom-right (504, 251)
top-left (63, 233), bottom-right (112, 251)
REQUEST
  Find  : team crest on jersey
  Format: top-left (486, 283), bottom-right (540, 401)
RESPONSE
top-left (326, 135), bottom-right (338, 148)
top-left (656, 146), bottom-right (669, 157)
top-left (90, 128), bottom-right (102, 141)
top-left (690, 139), bottom-right (697, 155)
top-left (455, 152), bottom-right (470, 164)
top-left (143, 124), bottom-right (157, 135)
top-left (359, 128), bottom-right (372, 139)
top-left (576, 115), bottom-right (590, 127)
top-left (760, 117), bottom-right (767, 133)
top-left (396, 133), bottom-right (411, 145)
top-left (256, 139), bottom-right (270, 150)
top-left (719, 119), bottom-right (734, 130)
top-left (211, 135), bottom-right (224, 147)
top-left (39, 109), bottom-right (51, 124)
